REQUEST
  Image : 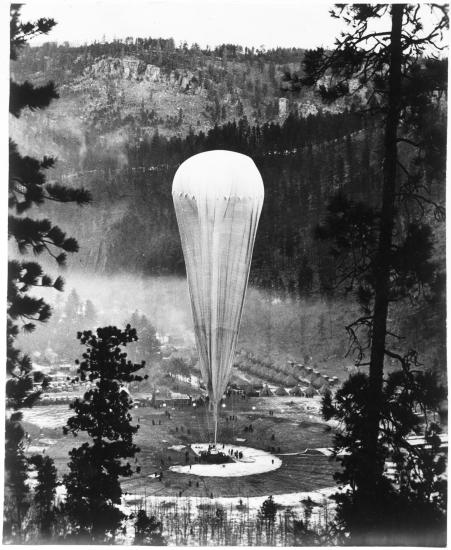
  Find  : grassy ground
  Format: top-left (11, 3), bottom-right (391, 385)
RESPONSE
top-left (23, 395), bottom-right (338, 499)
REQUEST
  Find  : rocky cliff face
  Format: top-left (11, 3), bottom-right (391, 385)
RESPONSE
top-left (83, 55), bottom-right (199, 91)
top-left (15, 45), bottom-right (361, 148)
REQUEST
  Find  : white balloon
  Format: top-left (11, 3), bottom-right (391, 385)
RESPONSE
top-left (172, 150), bottom-right (264, 443)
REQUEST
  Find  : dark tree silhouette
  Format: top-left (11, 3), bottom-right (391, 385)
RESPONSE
top-left (322, 369), bottom-right (446, 545)
top-left (297, 4), bottom-right (447, 544)
top-left (258, 495), bottom-right (277, 524)
top-left (6, 5), bottom-right (90, 543)
top-left (63, 325), bottom-right (146, 543)
top-left (3, 416), bottom-right (30, 542)
top-left (133, 509), bottom-right (166, 545)
top-left (292, 496), bottom-right (333, 545)
top-left (28, 454), bottom-right (59, 541)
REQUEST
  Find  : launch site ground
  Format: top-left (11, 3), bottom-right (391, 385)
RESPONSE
top-left (22, 395), bottom-right (337, 499)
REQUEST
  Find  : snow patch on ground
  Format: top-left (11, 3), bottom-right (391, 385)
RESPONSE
top-left (168, 444), bottom-right (186, 452)
top-left (169, 443), bottom-right (281, 477)
top-left (27, 445), bottom-right (49, 453)
top-left (122, 485), bottom-right (338, 520)
top-left (22, 405), bottom-right (71, 428)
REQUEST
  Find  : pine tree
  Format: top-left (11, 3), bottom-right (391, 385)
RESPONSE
top-left (58, 289), bottom-right (86, 361)
top-left (133, 509), bottom-right (166, 545)
top-left (258, 495), bottom-right (277, 524)
top-left (322, 369), bottom-right (447, 545)
top-left (63, 289), bottom-right (82, 321)
top-left (297, 5), bottom-right (447, 544)
top-left (6, 5), bottom-right (91, 542)
top-left (127, 311), bottom-right (160, 365)
top-left (28, 454), bottom-right (58, 541)
top-left (63, 325), bottom-right (145, 543)
top-left (3, 414), bottom-right (30, 542)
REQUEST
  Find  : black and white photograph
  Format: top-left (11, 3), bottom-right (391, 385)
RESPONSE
top-left (5, 0), bottom-right (448, 545)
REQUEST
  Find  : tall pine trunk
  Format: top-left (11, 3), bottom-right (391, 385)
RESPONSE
top-left (365, 4), bottom-right (404, 486)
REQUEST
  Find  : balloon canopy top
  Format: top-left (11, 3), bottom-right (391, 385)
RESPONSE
top-left (172, 150), bottom-right (264, 201)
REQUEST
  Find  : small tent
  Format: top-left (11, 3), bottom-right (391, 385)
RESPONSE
top-left (290, 385), bottom-right (305, 397)
top-left (259, 384), bottom-right (274, 397)
top-left (311, 370), bottom-right (322, 382)
top-left (312, 376), bottom-right (325, 389)
top-left (304, 385), bottom-right (316, 398)
top-left (285, 374), bottom-right (298, 386)
top-left (275, 386), bottom-right (289, 396)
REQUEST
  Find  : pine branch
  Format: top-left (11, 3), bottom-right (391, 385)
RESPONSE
top-left (9, 80), bottom-right (59, 117)
top-left (45, 183), bottom-right (92, 205)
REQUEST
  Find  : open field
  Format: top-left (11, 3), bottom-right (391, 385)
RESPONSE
top-left (23, 394), bottom-right (338, 499)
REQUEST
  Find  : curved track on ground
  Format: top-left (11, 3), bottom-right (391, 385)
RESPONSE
top-left (23, 396), bottom-right (339, 499)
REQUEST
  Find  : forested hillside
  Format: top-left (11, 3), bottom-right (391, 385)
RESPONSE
top-left (10, 38), bottom-right (446, 373)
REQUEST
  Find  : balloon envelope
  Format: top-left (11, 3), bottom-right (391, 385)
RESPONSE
top-left (172, 150), bottom-right (264, 418)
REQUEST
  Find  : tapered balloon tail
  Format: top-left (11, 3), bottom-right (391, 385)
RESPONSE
top-left (213, 403), bottom-right (218, 447)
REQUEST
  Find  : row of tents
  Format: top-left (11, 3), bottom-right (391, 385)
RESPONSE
top-left (287, 361), bottom-right (340, 385)
top-left (237, 361), bottom-right (341, 398)
top-left (259, 383), bottom-right (327, 398)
